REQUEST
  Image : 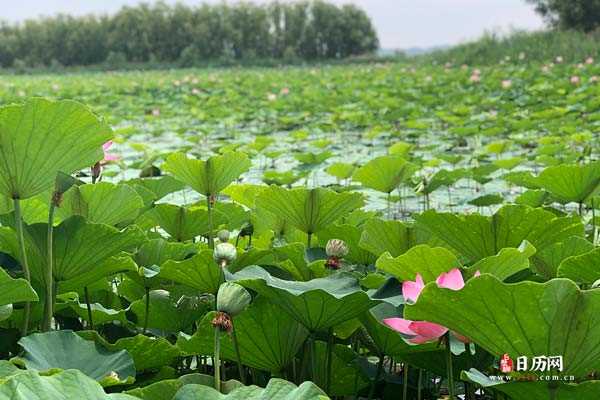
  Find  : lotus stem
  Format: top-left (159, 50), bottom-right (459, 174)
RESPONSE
top-left (325, 328), bottom-right (334, 393)
top-left (403, 363), bottom-right (409, 400)
top-left (143, 286), bottom-right (150, 334)
top-left (445, 333), bottom-right (455, 399)
top-left (207, 193), bottom-right (214, 248)
top-left (42, 201), bottom-right (56, 332)
top-left (417, 368), bottom-right (423, 400)
top-left (231, 318), bottom-right (246, 384)
top-left (368, 354), bottom-right (384, 400)
top-left (214, 327), bottom-right (221, 391)
top-left (13, 199), bottom-right (31, 336)
top-left (307, 232), bottom-right (312, 249)
top-left (84, 286), bottom-right (94, 330)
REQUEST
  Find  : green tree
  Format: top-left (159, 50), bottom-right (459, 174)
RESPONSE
top-left (526, 0), bottom-right (600, 32)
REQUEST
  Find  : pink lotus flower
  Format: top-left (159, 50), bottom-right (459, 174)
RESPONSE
top-left (586, 57), bottom-right (594, 65)
top-left (570, 76), bottom-right (581, 85)
top-left (102, 141), bottom-right (119, 163)
top-left (469, 74), bottom-right (480, 83)
top-left (384, 268), bottom-right (476, 344)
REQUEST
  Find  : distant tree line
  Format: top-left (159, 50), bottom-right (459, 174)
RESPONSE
top-left (0, 1), bottom-right (379, 68)
top-left (526, 0), bottom-right (600, 32)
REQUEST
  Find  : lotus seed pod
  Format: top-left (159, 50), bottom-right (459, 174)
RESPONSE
top-left (213, 243), bottom-right (237, 266)
top-left (326, 239), bottom-right (349, 258)
top-left (217, 229), bottom-right (230, 242)
top-left (216, 282), bottom-right (252, 317)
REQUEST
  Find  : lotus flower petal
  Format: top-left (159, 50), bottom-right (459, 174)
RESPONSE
top-left (436, 268), bottom-right (464, 290)
top-left (402, 273), bottom-right (425, 303)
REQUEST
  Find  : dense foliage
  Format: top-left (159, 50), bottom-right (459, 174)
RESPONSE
top-left (0, 55), bottom-right (599, 399)
top-left (526, 0), bottom-right (600, 32)
top-left (0, 0), bottom-right (378, 69)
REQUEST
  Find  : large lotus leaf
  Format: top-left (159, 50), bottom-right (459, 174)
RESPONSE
top-left (173, 379), bottom-right (326, 400)
top-left (54, 295), bottom-right (128, 326)
top-left (423, 168), bottom-right (470, 194)
top-left (463, 369), bottom-right (600, 400)
top-left (163, 152), bottom-right (251, 196)
top-left (15, 330), bottom-right (135, 386)
top-left (147, 204), bottom-right (227, 242)
top-left (134, 238), bottom-right (197, 268)
top-left (534, 236), bottom-right (594, 279)
top-left (125, 176), bottom-right (186, 201)
top-left (358, 218), bottom-right (417, 257)
top-left (312, 341), bottom-right (369, 396)
top-left (229, 266), bottom-right (378, 331)
top-left (256, 186), bottom-right (364, 236)
top-left (405, 275), bottom-right (600, 378)
top-left (536, 161), bottom-right (600, 203)
top-left (557, 247), bottom-right (600, 284)
top-left (78, 331), bottom-right (182, 372)
top-left (159, 250), bottom-right (224, 294)
top-left (466, 241), bottom-right (535, 281)
top-left (177, 296), bottom-right (308, 372)
top-left (415, 205), bottom-right (583, 263)
top-left (130, 289), bottom-right (205, 332)
top-left (0, 98), bottom-right (111, 199)
top-left (126, 374), bottom-right (242, 400)
top-left (59, 256), bottom-right (137, 293)
top-left (317, 224), bottom-right (376, 265)
top-left (0, 267), bottom-right (38, 307)
top-left (376, 245), bottom-right (460, 282)
top-left (59, 182), bottom-right (144, 226)
top-left (0, 369), bottom-right (138, 400)
top-left (352, 155), bottom-right (415, 193)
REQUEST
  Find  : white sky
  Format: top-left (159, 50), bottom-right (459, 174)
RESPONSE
top-left (2, 0), bottom-right (546, 49)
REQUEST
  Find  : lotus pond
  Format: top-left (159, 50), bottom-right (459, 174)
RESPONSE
top-left (0, 61), bottom-right (599, 400)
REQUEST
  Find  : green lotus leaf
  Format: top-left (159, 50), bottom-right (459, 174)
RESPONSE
top-left (147, 204), bottom-right (227, 242)
top-left (353, 155), bottom-right (415, 193)
top-left (173, 378), bottom-right (326, 400)
top-left (14, 330), bottom-right (135, 386)
top-left (177, 296), bottom-right (308, 372)
top-left (159, 250), bottom-right (224, 294)
top-left (557, 247), bottom-right (600, 284)
top-left (0, 98), bottom-right (112, 199)
top-left (134, 238), bottom-right (197, 268)
top-left (463, 368), bottom-right (600, 400)
top-left (415, 205), bottom-right (583, 263)
top-left (0, 267), bottom-right (38, 307)
top-left (130, 289), bottom-right (206, 332)
top-left (59, 182), bottom-right (144, 226)
top-left (55, 298), bottom-right (128, 326)
top-left (163, 152), bottom-right (251, 196)
top-left (125, 176), bottom-right (186, 201)
top-left (359, 218), bottom-right (417, 257)
top-left (376, 245), bottom-right (460, 282)
top-left (312, 341), bottom-right (369, 396)
top-left (466, 241), bottom-right (535, 281)
top-left (126, 373), bottom-right (242, 400)
top-left (325, 163), bottom-right (355, 181)
top-left (255, 186), bottom-right (364, 237)
top-left (0, 369), bottom-right (139, 400)
top-left (405, 275), bottom-right (600, 378)
top-left (534, 236), bottom-right (594, 279)
top-left (536, 161), bottom-right (600, 204)
top-left (229, 266), bottom-right (378, 331)
top-left (78, 331), bottom-right (182, 372)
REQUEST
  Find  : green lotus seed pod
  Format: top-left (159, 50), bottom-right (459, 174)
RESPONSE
top-left (326, 239), bottom-right (349, 258)
top-left (217, 229), bottom-right (230, 242)
top-left (213, 243), bottom-right (237, 266)
top-left (216, 282), bottom-right (252, 317)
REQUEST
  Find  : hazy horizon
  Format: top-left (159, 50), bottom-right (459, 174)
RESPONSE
top-left (4, 0), bottom-right (546, 49)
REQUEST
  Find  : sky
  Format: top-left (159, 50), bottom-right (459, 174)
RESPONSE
top-left (3, 0), bottom-right (546, 49)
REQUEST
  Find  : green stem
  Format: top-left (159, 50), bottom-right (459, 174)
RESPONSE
top-left (368, 355), bottom-right (384, 400)
top-left (403, 363), bottom-right (409, 400)
top-left (231, 319), bottom-right (246, 384)
top-left (417, 368), bottom-right (422, 400)
top-left (207, 194), bottom-right (214, 248)
top-left (445, 333), bottom-right (455, 399)
top-left (42, 202), bottom-right (56, 332)
top-left (214, 328), bottom-right (221, 391)
top-left (143, 286), bottom-right (150, 334)
top-left (84, 286), bottom-right (94, 330)
top-left (307, 232), bottom-right (312, 249)
top-left (325, 328), bottom-right (334, 393)
top-left (13, 199), bottom-right (31, 336)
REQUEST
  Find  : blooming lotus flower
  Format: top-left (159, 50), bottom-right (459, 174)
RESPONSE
top-left (384, 268), bottom-right (475, 344)
top-left (469, 74), bottom-right (480, 83)
top-left (102, 141), bottom-right (119, 162)
top-left (555, 56), bottom-right (563, 63)
top-left (280, 87), bottom-right (290, 95)
top-left (570, 76), bottom-right (581, 85)
top-left (591, 76), bottom-right (598, 83)
top-left (501, 80), bottom-right (512, 89)
top-left (586, 57), bottom-right (594, 65)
